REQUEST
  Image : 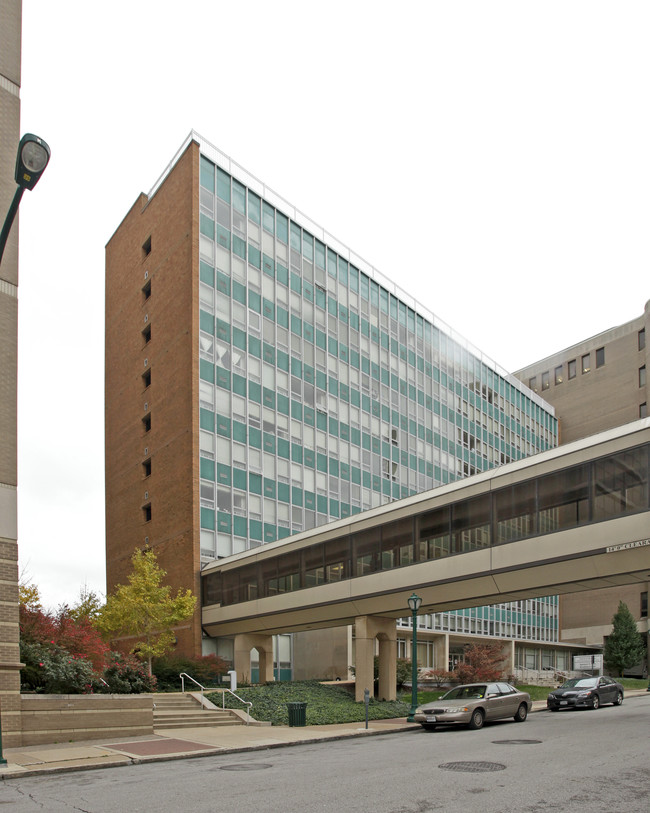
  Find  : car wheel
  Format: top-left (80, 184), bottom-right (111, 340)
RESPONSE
top-left (591, 694), bottom-right (600, 710)
top-left (550, 707), bottom-right (559, 712)
top-left (468, 709), bottom-right (485, 730)
top-left (614, 691), bottom-right (623, 706)
top-left (421, 724), bottom-right (436, 731)
top-left (514, 703), bottom-right (528, 723)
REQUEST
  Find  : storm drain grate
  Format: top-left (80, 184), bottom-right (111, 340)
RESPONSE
top-left (438, 761), bottom-right (506, 773)
top-left (492, 739), bottom-right (542, 745)
top-left (220, 763), bottom-right (273, 771)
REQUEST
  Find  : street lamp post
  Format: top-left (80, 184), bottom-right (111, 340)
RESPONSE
top-left (0, 133), bottom-right (51, 267)
top-left (407, 592), bottom-right (422, 722)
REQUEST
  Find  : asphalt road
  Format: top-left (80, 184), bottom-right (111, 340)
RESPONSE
top-left (1, 696), bottom-right (648, 813)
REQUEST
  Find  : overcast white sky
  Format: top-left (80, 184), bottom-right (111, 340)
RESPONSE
top-left (15, 1), bottom-right (650, 610)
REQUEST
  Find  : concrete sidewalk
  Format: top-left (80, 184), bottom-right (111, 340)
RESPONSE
top-left (1, 693), bottom-right (646, 779)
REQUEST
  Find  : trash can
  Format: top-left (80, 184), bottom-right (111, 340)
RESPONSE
top-left (286, 701), bottom-right (307, 727)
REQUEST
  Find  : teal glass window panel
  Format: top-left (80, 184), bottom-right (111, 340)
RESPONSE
top-left (302, 232), bottom-right (313, 261)
top-left (315, 329), bottom-right (326, 350)
top-left (360, 273), bottom-right (369, 300)
top-left (200, 156), bottom-right (215, 190)
top-left (328, 337), bottom-right (338, 356)
top-left (277, 393), bottom-right (289, 414)
top-left (217, 463), bottom-right (231, 486)
top-left (216, 269), bottom-right (230, 295)
top-left (263, 478), bottom-right (276, 498)
top-left (317, 453), bottom-right (328, 473)
top-left (200, 310), bottom-right (214, 334)
top-left (249, 472), bottom-right (262, 495)
top-left (291, 401), bottom-right (302, 421)
top-left (201, 507), bottom-right (216, 530)
top-left (316, 412), bottom-right (327, 431)
top-left (290, 222), bottom-right (301, 252)
top-left (200, 359), bottom-right (214, 383)
top-left (329, 417), bottom-right (339, 436)
top-left (233, 326), bottom-right (246, 351)
top-left (340, 462), bottom-right (350, 480)
top-left (362, 470), bottom-right (371, 487)
top-left (263, 342), bottom-right (275, 365)
top-left (234, 515), bottom-right (247, 537)
top-left (277, 263), bottom-right (288, 286)
top-left (277, 306), bottom-right (289, 328)
top-left (216, 415), bottom-right (230, 437)
top-left (249, 520), bottom-right (263, 541)
top-left (217, 511), bottom-right (231, 533)
top-left (317, 495), bottom-right (328, 513)
top-left (315, 239), bottom-right (326, 269)
top-left (232, 421), bottom-right (246, 443)
top-left (304, 491), bottom-right (316, 510)
top-left (304, 406), bottom-right (315, 426)
top-left (249, 336), bottom-right (261, 358)
top-left (249, 426), bottom-right (261, 448)
top-left (262, 201), bottom-right (275, 234)
top-left (327, 248), bottom-right (337, 278)
top-left (232, 279), bottom-right (247, 305)
top-left (217, 168), bottom-right (231, 203)
top-left (303, 322), bottom-right (314, 343)
top-left (248, 190), bottom-right (261, 224)
top-left (291, 443), bottom-right (303, 463)
top-left (278, 482), bottom-right (290, 503)
top-left (200, 458), bottom-right (215, 481)
top-left (351, 467), bottom-right (361, 485)
top-left (277, 350), bottom-right (289, 372)
top-left (291, 314), bottom-right (302, 336)
top-left (264, 524), bottom-right (277, 543)
top-left (278, 438), bottom-right (290, 458)
top-left (349, 265), bottom-right (359, 292)
top-left (233, 469), bottom-right (247, 491)
top-left (200, 261), bottom-right (215, 286)
top-left (232, 373), bottom-right (246, 396)
top-left (216, 368), bottom-right (231, 390)
top-left (200, 213), bottom-right (214, 240)
top-left (304, 364), bottom-right (314, 383)
top-left (248, 245), bottom-right (261, 270)
top-left (304, 448), bottom-right (315, 468)
top-left (249, 290), bottom-right (261, 313)
top-left (216, 319), bottom-right (230, 342)
top-left (350, 427), bottom-right (361, 446)
top-left (329, 459), bottom-right (339, 477)
top-left (328, 376), bottom-right (338, 396)
top-left (232, 234), bottom-right (246, 260)
top-left (329, 499), bottom-right (340, 517)
top-left (200, 408), bottom-right (215, 431)
top-left (338, 257), bottom-right (348, 285)
top-left (263, 298), bottom-right (275, 320)
top-left (276, 211), bottom-right (288, 243)
top-left (292, 486), bottom-right (303, 506)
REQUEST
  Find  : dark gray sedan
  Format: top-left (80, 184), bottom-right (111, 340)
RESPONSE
top-left (547, 676), bottom-right (624, 711)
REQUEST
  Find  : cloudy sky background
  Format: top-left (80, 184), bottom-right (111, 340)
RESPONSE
top-left (15, 1), bottom-right (650, 609)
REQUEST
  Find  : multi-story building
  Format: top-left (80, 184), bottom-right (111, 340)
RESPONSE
top-left (515, 302), bottom-right (650, 673)
top-left (105, 132), bottom-right (562, 673)
top-left (0, 0), bottom-right (27, 746)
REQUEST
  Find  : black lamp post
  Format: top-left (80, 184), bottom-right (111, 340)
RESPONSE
top-left (406, 592), bottom-right (422, 722)
top-left (0, 133), bottom-right (51, 267)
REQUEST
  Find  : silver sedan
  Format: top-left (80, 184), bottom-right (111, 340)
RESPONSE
top-left (414, 682), bottom-right (531, 731)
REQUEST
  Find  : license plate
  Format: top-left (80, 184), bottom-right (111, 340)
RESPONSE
top-left (426, 715), bottom-right (437, 722)
top-left (560, 701), bottom-right (568, 705)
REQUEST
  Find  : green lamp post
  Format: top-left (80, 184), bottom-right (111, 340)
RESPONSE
top-left (0, 133), bottom-right (51, 267)
top-left (406, 592), bottom-right (422, 722)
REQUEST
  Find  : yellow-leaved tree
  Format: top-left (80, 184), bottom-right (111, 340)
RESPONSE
top-left (96, 549), bottom-right (197, 675)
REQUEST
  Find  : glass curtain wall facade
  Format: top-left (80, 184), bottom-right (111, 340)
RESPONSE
top-left (195, 139), bottom-right (558, 642)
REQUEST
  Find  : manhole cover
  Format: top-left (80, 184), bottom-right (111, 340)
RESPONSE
top-left (220, 763), bottom-right (273, 772)
top-left (492, 739), bottom-right (542, 745)
top-left (439, 761), bottom-right (506, 773)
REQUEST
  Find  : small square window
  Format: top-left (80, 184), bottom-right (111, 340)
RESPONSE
top-left (541, 371), bottom-right (550, 391)
top-left (142, 236), bottom-right (152, 258)
top-left (595, 347), bottom-right (605, 368)
top-left (568, 359), bottom-right (576, 379)
top-left (640, 366), bottom-right (646, 388)
top-left (640, 403), bottom-right (647, 419)
top-left (143, 369), bottom-right (151, 388)
top-left (142, 414), bottom-right (151, 432)
top-left (143, 503), bottom-right (152, 522)
top-left (528, 376), bottom-right (537, 392)
top-left (143, 324), bottom-right (151, 344)
top-left (554, 365), bottom-right (563, 384)
top-left (582, 353), bottom-right (591, 374)
top-left (639, 328), bottom-right (646, 351)
top-left (143, 459), bottom-right (151, 477)
top-left (143, 279), bottom-right (151, 301)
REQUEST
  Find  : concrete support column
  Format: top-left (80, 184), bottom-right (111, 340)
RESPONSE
top-left (354, 616), bottom-right (397, 702)
top-left (233, 633), bottom-right (274, 684)
top-left (501, 639), bottom-right (516, 678)
top-left (433, 633), bottom-right (449, 671)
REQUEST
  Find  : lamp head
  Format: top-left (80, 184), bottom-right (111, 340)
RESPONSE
top-left (15, 134), bottom-right (51, 190)
top-left (407, 592), bottom-right (422, 613)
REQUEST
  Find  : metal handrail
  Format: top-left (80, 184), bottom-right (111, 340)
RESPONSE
top-left (179, 673), bottom-right (252, 723)
top-left (221, 688), bottom-right (252, 724)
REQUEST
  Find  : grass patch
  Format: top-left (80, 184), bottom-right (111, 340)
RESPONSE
top-left (208, 680), bottom-right (410, 725)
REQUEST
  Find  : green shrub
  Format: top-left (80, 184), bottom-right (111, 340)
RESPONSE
top-left (152, 653), bottom-right (229, 692)
top-left (96, 652), bottom-right (157, 693)
top-left (21, 640), bottom-right (94, 694)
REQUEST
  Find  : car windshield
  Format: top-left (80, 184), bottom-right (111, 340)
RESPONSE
top-left (560, 678), bottom-right (598, 688)
top-left (441, 685), bottom-right (487, 700)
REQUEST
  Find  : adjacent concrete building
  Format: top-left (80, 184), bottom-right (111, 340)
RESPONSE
top-left (0, 0), bottom-right (26, 746)
top-left (106, 132), bottom-right (566, 677)
top-left (515, 301), bottom-right (650, 672)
